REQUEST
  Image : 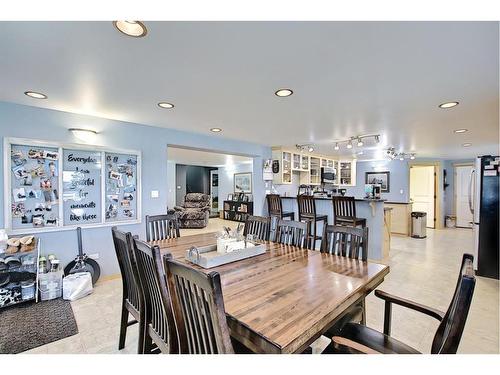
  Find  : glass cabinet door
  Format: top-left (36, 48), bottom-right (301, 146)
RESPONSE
top-left (282, 152), bottom-right (292, 184)
top-left (310, 157), bottom-right (321, 185)
top-left (339, 161), bottom-right (352, 185)
top-left (301, 155), bottom-right (309, 170)
top-left (292, 153), bottom-right (301, 170)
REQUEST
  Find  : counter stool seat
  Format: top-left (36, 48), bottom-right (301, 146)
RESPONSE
top-left (333, 196), bottom-right (367, 228)
top-left (335, 216), bottom-right (367, 228)
top-left (297, 195), bottom-right (328, 249)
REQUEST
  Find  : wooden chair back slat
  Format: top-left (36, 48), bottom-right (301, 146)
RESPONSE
top-left (164, 254), bottom-right (234, 354)
top-left (146, 214), bottom-right (180, 242)
top-left (320, 225), bottom-right (368, 261)
top-left (276, 219), bottom-right (309, 249)
top-left (243, 215), bottom-right (271, 241)
top-left (431, 254), bottom-right (476, 354)
top-left (132, 238), bottom-right (178, 353)
top-left (332, 196), bottom-right (357, 222)
top-left (297, 195), bottom-right (317, 218)
top-left (267, 194), bottom-right (283, 217)
top-left (111, 227), bottom-right (142, 313)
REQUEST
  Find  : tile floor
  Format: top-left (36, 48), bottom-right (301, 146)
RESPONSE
top-left (24, 219), bottom-right (499, 354)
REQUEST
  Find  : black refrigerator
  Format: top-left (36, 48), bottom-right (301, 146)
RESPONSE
top-left (472, 155), bottom-right (499, 279)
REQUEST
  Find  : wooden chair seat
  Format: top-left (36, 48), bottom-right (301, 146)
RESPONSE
top-left (300, 213), bottom-right (328, 221)
top-left (335, 216), bottom-right (367, 227)
top-left (326, 323), bottom-right (421, 354)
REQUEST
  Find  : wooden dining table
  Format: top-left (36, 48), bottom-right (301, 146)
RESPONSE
top-left (149, 232), bottom-right (389, 354)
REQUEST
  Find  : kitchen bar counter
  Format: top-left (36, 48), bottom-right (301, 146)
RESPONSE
top-left (277, 196), bottom-right (387, 260)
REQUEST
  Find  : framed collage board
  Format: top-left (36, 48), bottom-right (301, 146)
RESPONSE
top-left (4, 138), bottom-right (141, 234)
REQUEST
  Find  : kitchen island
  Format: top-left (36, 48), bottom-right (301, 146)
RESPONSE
top-left (278, 196), bottom-right (388, 260)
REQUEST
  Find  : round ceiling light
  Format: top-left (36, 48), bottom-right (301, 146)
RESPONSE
top-left (210, 128), bottom-right (222, 133)
top-left (439, 101), bottom-right (459, 109)
top-left (158, 102), bottom-right (174, 109)
top-left (113, 21), bottom-right (147, 37)
top-left (275, 88), bottom-right (293, 97)
top-left (24, 91), bottom-right (47, 99)
top-left (454, 129), bottom-right (468, 134)
top-left (462, 143), bottom-right (472, 147)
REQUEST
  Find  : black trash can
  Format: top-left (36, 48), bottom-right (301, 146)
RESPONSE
top-left (411, 211), bottom-right (427, 239)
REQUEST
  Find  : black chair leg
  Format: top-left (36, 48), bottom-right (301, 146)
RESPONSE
top-left (137, 317), bottom-right (146, 354)
top-left (143, 331), bottom-right (155, 354)
top-left (118, 302), bottom-right (128, 350)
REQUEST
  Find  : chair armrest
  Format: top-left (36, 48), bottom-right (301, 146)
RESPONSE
top-left (331, 336), bottom-right (382, 354)
top-left (375, 289), bottom-right (445, 321)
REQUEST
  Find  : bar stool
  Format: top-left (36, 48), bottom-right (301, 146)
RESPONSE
top-left (266, 194), bottom-right (295, 221)
top-left (332, 196), bottom-right (367, 228)
top-left (297, 195), bottom-right (328, 249)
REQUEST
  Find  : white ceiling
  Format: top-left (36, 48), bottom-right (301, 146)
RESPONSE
top-left (0, 21), bottom-right (498, 160)
top-left (168, 146), bottom-right (252, 167)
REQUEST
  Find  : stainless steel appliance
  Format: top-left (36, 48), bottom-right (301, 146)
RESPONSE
top-left (470, 155), bottom-right (499, 279)
top-left (321, 167), bottom-right (337, 184)
top-left (411, 212), bottom-right (427, 239)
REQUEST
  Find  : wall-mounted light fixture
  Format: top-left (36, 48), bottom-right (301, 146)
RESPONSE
top-left (69, 128), bottom-right (98, 143)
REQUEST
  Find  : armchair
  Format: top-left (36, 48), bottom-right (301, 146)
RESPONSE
top-left (173, 193), bottom-right (211, 228)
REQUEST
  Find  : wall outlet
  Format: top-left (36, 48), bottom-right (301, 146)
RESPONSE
top-left (151, 190), bottom-right (159, 198)
top-left (87, 253), bottom-right (99, 260)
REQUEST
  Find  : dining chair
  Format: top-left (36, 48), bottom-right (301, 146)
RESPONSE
top-left (275, 219), bottom-right (310, 249)
top-left (321, 225), bottom-right (368, 261)
top-left (297, 194), bottom-right (328, 249)
top-left (111, 227), bottom-right (144, 353)
top-left (145, 213), bottom-right (180, 242)
top-left (266, 194), bottom-right (295, 220)
top-left (243, 215), bottom-right (271, 241)
top-left (320, 225), bottom-right (369, 335)
top-left (163, 254), bottom-right (235, 354)
top-left (332, 196), bottom-right (367, 228)
top-left (132, 238), bottom-right (179, 354)
top-left (325, 253), bottom-right (476, 354)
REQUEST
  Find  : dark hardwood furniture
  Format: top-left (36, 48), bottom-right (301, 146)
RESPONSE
top-left (223, 200), bottom-right (254, 222)
top-left (332, 196), bottom-right (367, 228)
top-left (111, 227), bottom-right (144, 353)
top-left (164, 254), bottom-right (235, 354)
top-left (328, 253), bottom-right (476, 354)
top-left (321, 225), bottom-right (368, 262)
top-left (132, 238), bottom-right (178, 354)
top-left (243, 215), bottom-right (271, 241)
top-left (297, 194), bottom-right (328, 249)
top-left (276, 219), bottom-right (309, 248)
top-left (149, 232), bottom-right (389, 354)
top-left (145, 213), bottom-right (180, 242)
top-left (320, 225), bottom-right (370, 334)
top-left (266, 194), bottom-right (295, 220)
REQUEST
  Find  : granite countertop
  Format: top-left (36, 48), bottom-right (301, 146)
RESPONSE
top-left (279, 196), bottom-right (387, 202)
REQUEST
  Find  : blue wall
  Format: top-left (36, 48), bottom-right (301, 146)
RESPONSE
top-left (344, 160), bottom-right (410, 203)
top-left (0, 102), bottom-right (271, 276)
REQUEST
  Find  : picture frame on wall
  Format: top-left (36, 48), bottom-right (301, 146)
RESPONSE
top-left (365, 171), bottom-right (390, 192)
top-left (234, 172), bottom-right (252, 194)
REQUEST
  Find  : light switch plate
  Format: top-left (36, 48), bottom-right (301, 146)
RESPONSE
top-left (151, 190), bottom-right (159, 198)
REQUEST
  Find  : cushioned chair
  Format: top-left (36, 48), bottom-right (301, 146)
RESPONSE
top-left (173, 193), bottom-right (210, 228)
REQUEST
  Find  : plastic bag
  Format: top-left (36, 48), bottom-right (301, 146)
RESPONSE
top-left (62, 272), bottom-right (93, 301)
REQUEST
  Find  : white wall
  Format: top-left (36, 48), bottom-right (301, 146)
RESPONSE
top-left (166, 160), bottom-right (176, 209)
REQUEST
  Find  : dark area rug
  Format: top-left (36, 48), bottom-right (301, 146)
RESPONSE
top-left (0, 298), bottom-right (78, 354)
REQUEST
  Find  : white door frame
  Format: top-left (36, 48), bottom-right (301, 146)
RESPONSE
top-left (409, 161), bottom-right (441, 229)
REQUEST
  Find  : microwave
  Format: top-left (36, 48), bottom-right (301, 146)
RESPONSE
top-left (321, 167), bottom-right (337, 184)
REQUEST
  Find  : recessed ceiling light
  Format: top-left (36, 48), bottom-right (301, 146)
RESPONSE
top-left (24, 91), bottom-right (47, 99)
top-left (113, 21), bottom-right (147, 37)
top-left (462, 143), bottom-right (472, 147)
top-left (275, 88), bottom-right (293, 97)
top-left (439, 101), bottom-right (459, 109)
top-left (454, 129), bottom-right (468, 134)
top-left (158, 102), bottom-right (174, 109)
top-left (210, 128), bottom-right (222, 133)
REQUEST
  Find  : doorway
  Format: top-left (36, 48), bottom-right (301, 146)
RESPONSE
top-left (454, 164), bottom-right (474, 228)
top-left (410, 165), bottom-right (436, 229)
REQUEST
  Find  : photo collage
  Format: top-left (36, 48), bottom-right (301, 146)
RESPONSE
top-left (104, 152), bottom-right (138, 222)
top-left (10, 144), bottom-right (60, 229)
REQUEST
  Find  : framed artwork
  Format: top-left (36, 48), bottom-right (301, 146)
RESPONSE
top-left (234, 172), bottom-right (252, 193)
top-left (365, 171), bottom-right (390, 192)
